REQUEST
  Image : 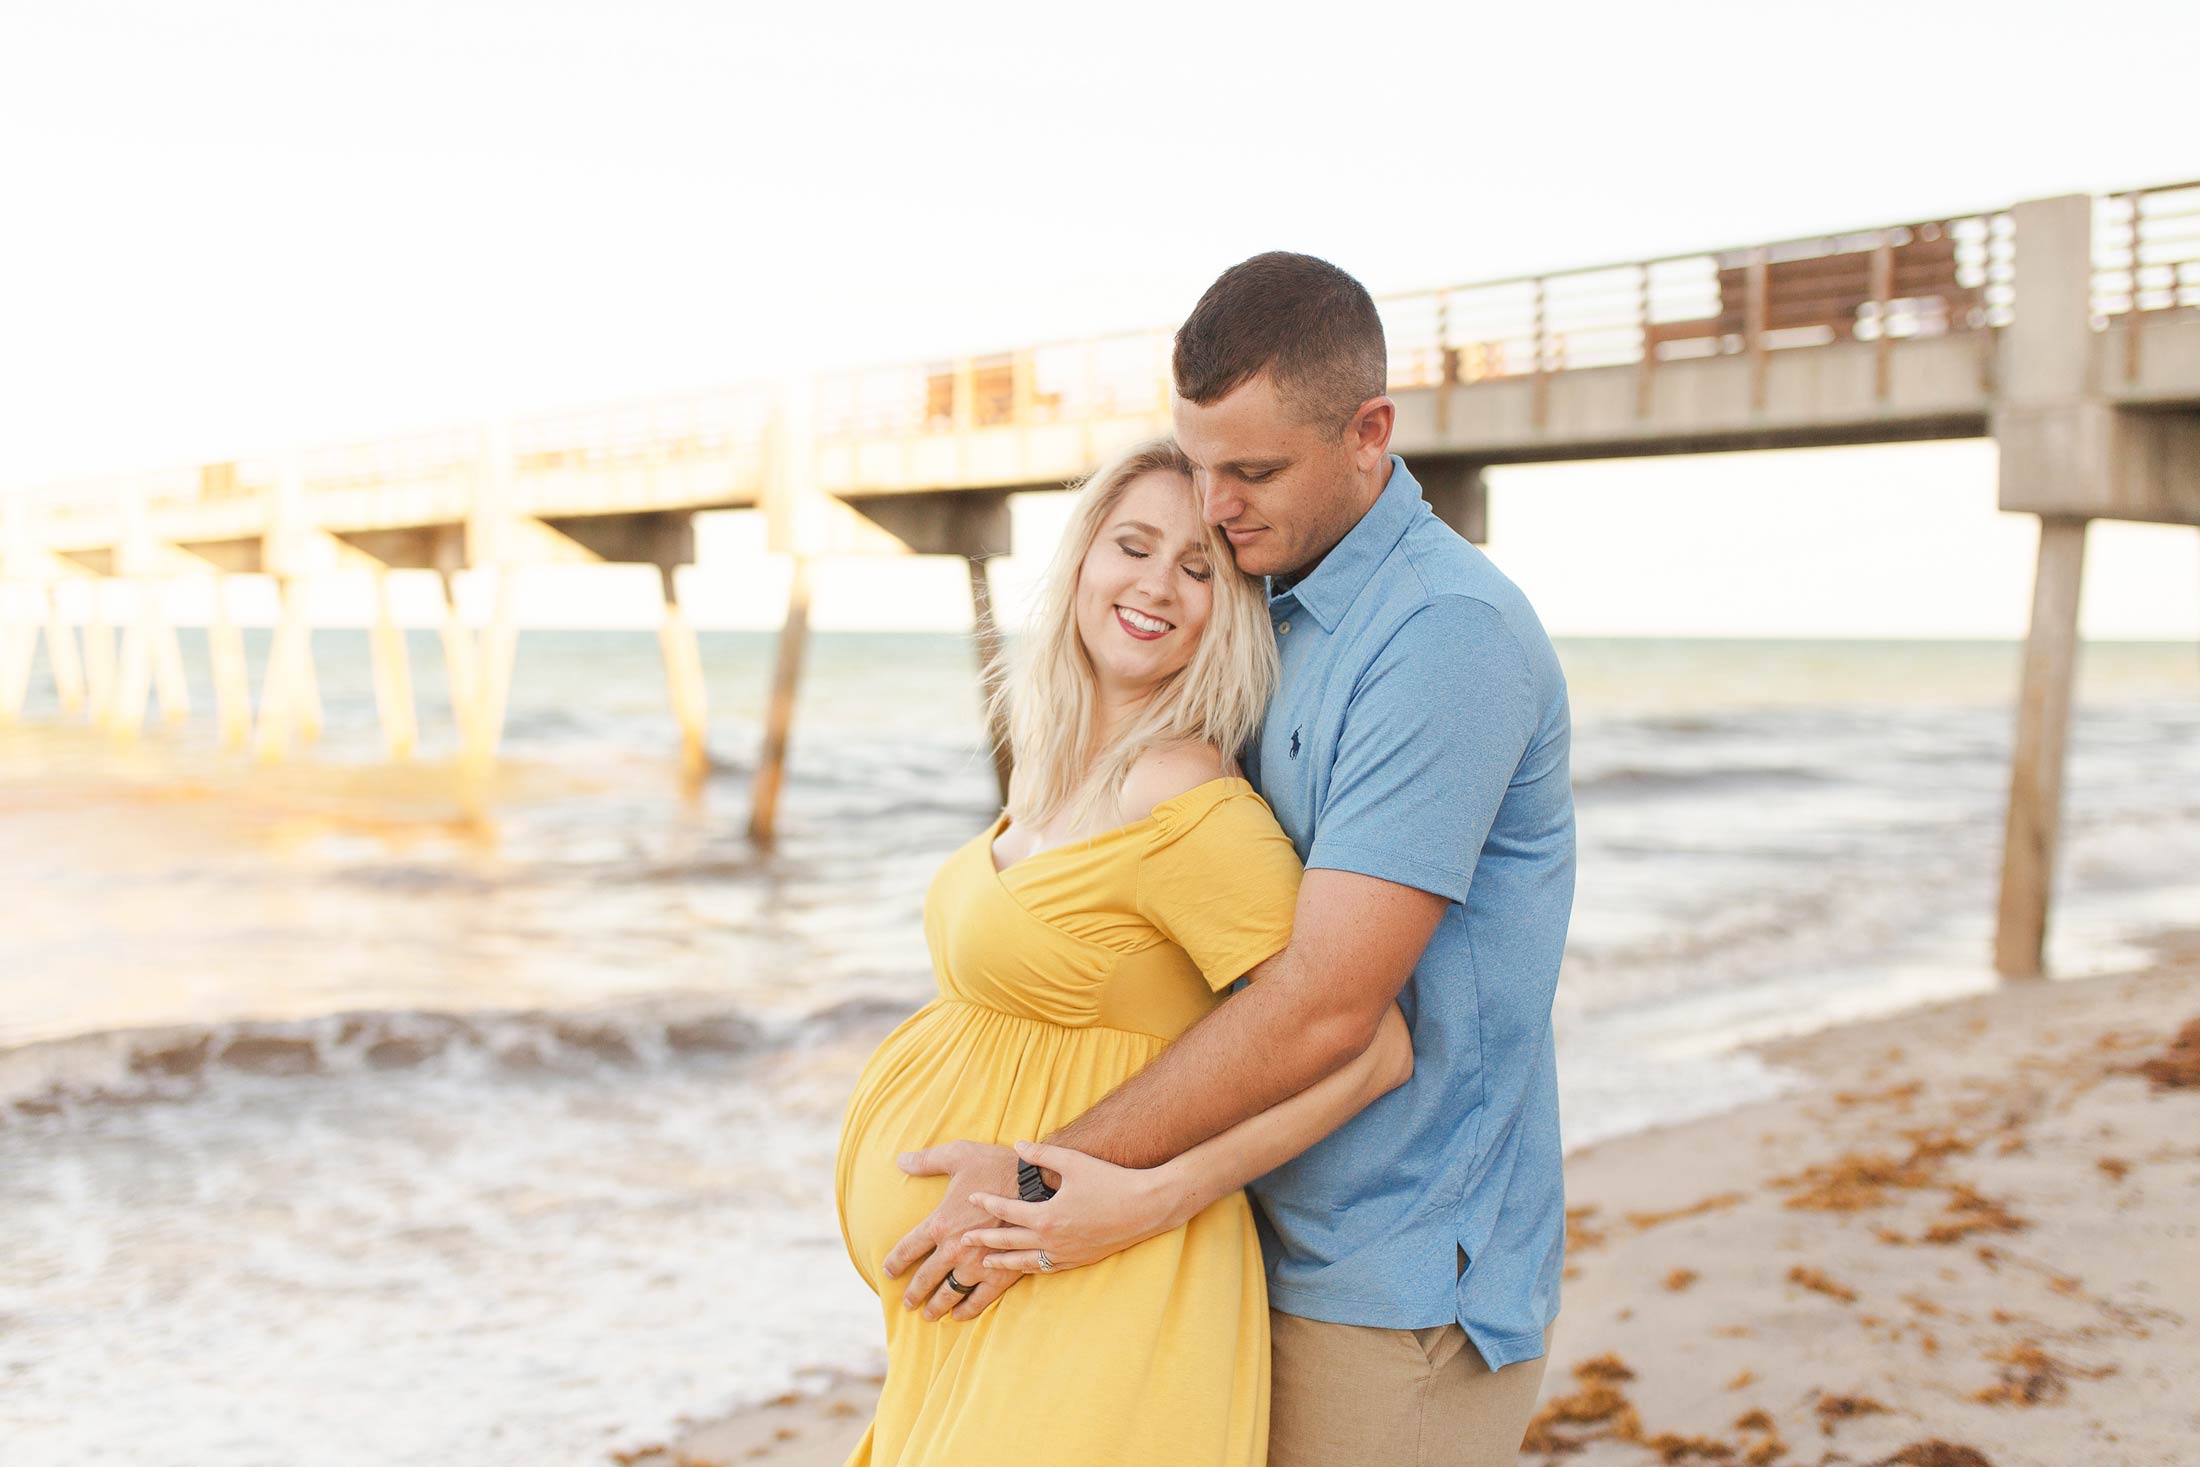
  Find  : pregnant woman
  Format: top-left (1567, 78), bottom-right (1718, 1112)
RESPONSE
top-left (834, 437), bottom-right (1413, 1466)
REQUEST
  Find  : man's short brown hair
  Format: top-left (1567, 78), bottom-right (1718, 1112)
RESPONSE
top-left (1172, 252), bottom-right (1387, 431)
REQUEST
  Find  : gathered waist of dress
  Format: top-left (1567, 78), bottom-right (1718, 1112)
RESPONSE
top-left (916, 994), bottom-right (1178, 1047)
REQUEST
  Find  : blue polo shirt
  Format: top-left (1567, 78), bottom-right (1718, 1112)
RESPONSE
top-left (1243, 454), bottom-right (1575, 1371)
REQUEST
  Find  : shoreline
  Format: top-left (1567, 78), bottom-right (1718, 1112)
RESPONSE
top-left (616, 941), bottom-right (2200, 1467)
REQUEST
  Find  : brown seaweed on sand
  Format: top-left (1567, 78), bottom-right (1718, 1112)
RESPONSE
top-left (1573, 1352), bottom-right (1636, 1382)
top-left (1566, 1204), bottom-right (1607, 1251)
top-left (1627, 1191), bottom-right (1746, 1229)
top-left (1918, 1184), bottom-right (2027, 1246)
top-left (1637, 1431), bottom-right (1735, 1461)
top-left (1520, 1379), bottom-right (1639, 1454)
top-left (1871, 1445), bottom-right (1996, 1467)
top-left (1732, 1409), bottom-right (1787, 1465)
top-left (1815, 1392), bottom-right (1892, 1434)
top-left (1520, 1355), bottom-right (1644, 1455)
top-left (1970, 1340), bottom-right (2115, 1406)
top-left (2136, 1016), bottom-right (2200, 1089)
top-left (1786, 1265), bottom-right (1859, 1304)
top-left (1774, 1151), bottom-right (1938, 1212)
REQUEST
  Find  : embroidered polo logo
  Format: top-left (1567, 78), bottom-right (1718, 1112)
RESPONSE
top-left (1288, 728), bottom-right (1301, 759)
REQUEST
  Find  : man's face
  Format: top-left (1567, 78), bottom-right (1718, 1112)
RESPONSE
top-left (1172, 371), bottom-right (1368, 580)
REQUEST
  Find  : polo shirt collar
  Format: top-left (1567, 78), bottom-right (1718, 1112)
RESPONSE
top-left (1266, 455), bottom-right (1425, 633)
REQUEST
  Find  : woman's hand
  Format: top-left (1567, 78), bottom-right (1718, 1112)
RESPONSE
top-left (959, 1140), bottom-right (1199, 1277)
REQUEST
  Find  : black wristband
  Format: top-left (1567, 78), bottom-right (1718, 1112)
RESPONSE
top-left (1017, 1159), bottom-right (1058, 1203)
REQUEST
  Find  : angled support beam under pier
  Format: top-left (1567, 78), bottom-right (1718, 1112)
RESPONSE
top-left (0, 590), bottom-right (36, 722)
top-left (369, 569), bottom-right (418, 761)
top-left (656, 563), bottom-right (711, 786)
top-left (206, 575), bottom-right (251, 749)
top-left (251, 577), bottom-right (319, 762)
top-left (42, 584), bottom-right (86, 718)
top-left (1994, 516), bottom-right (2089, 978)
top-left (749, 558), bottom-right (813, 845)
top-left (436, 569), bottom-right (485, 769)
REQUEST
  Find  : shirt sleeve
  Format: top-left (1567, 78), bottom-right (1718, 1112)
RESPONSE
top-left (1136, 790), bottom-right (1303, 992)
top-left (1304, 596), bottom-right (1538, 904)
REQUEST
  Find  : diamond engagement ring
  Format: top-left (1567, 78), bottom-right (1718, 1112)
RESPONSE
top-left (1038, 1252), bottom-right (1055, 1272)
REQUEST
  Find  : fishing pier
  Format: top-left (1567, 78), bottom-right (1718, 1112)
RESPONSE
top-left (3, 182), bottom-right (2196, 978)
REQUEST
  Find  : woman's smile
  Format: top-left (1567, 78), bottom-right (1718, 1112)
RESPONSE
top-left (1115, 605), bottom-right (1174, 640)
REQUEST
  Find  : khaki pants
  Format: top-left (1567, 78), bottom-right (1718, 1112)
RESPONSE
top-left (1267, 1310), bottom-right (1556, 1467)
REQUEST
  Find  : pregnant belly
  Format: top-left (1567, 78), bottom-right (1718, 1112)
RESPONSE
top-left (835, 999), bottom-right (1164, 1294)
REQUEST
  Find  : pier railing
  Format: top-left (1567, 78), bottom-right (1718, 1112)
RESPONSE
top-left (21, 183), bottom-right (2200, 525)
top-left (810, 209), bottom-right (2017, 441)
top-left (2090, 179), bottom-right (2200, 381)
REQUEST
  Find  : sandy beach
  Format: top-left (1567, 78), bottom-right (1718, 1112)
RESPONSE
top-left (621, 941), bottom-right (2200, 1467)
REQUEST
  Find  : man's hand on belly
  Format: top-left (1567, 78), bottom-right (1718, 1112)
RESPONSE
top-left (882, 1140), bottom-right (1024, 1322)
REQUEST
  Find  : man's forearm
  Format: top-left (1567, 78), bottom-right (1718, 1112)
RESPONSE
top-left (1044, 951), bottom-right (1377, 1169)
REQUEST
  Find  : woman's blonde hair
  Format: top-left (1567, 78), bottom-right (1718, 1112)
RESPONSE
top-left (991, 437), bottom-right (1278, 831)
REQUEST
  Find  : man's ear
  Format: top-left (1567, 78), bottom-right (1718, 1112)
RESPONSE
top-left (1349, 396), bottom-right (1395, 472)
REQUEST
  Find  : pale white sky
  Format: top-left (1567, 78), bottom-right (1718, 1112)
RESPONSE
top-left (3, 1), bottom-right (2196, 637)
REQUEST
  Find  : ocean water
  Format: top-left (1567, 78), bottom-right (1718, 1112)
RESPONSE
top-left (2, 629), bottom-right (2196, 1466)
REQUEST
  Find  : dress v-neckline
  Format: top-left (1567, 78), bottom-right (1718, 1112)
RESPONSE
top-left (984, 776), bottom-right (1248, 881)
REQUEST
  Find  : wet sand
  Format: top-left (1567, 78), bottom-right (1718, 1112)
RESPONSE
top-left (618, 946), bottom-right (2200, 1467)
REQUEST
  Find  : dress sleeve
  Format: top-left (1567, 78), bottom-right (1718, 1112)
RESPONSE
top-left (1135, 789), bottom-right (1303, 992)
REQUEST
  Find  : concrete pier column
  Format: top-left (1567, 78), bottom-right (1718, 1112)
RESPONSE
top-left (149, 581), bottom-right (190, 726)
top-left (207, 575), bottom-right (251, 749)
top-left (109, 580), bottom-right (155, 737)
top-left (473, 567), bottom-right (518, 767)
top-left (749, 557), bottom-right (813, 845)
top-left (1990, 195), bottom-right (2104, 978)
top-left (369, 569), bottom-right (418, 760)
top-left (81, 593), bottom-right (117, 727)
top-left (0, 589), bottom-right (36, 722)
top-left (437, 570), bottom-right (484, 771)
top-left (1995, 516), bottom-right (2089, 978)
top-left (966, 554), bottom-right (1013, 801)
top-left (293, 610), bottom-right (323, 747)
top-left (252, 576), bottom-right (310, 762)
top-left (656, 564), bottom-right (711, 783)
top-left (43, 585), bottom-right (85, 716)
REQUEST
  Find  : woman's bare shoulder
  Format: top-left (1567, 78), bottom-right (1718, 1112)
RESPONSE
top-left (1117, 740), bottom-right (1240, 822)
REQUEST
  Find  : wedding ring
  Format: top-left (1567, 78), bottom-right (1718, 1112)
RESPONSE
top-left (944, 1271), bottom-right (977, 1296)
top-left (1038, 1252), bottom-right (1055, 1273)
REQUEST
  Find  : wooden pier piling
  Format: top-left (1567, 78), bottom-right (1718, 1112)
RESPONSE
top-left (436, 569), bottom-right (482, 764)
top-left (748, 557), bottom-right (813, 844)
top-left (657, 565), bottom-right (711, 783)
top-left (369, 569), bottom-right (418, 760)
top-left (251, 576), bottom-right (310, 762)
top-left (475, 568), bottom-right (517, 765)
top-left (109, 580), bottom-right (155, 737)
top-left (150, 583), bottom-right (190, 726)
top-left (0, 593), bottom-right (35, 722)
top-left (43, 585), bottom-right (85, 718)
top-left (81, 599), bottom-right (116, 729)
top-left (1994, 516), bottom-right (2090, 978)
top-left (207, 576), bottom-right (251, 749)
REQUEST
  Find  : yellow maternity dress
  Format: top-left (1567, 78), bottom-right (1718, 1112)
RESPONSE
top-left (835, 776), bottom-right (1302, 1466)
